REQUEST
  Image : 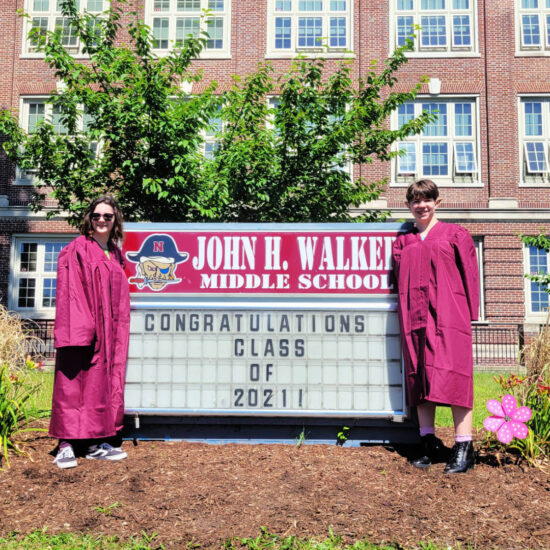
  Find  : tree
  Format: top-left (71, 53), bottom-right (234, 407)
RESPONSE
top-left (209, 56), bottom-right (431, 222)
top-left (0, 0), bottom-right (432, 225)
top-left (1, 0), bottom-right (221, 224)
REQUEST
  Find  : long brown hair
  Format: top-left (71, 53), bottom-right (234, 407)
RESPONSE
top-left (81, 195), bottom-right (125, 248)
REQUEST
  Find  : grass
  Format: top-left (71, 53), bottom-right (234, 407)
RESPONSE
top-left (26, 370), bottom-right (505, 429)
top-left (22, 370), bottom-right (53, 415)
top-left (0, 529), bottom-right (478, 550)
top-left (0, 530), bottom-right (163, 550)
top-left (436, 371), bottom-right (508, 429)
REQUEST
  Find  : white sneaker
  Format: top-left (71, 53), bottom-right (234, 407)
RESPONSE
top-left (86, 442), bottom-right (127, 461)
top-left (53, 445), bottom-right (77, 469)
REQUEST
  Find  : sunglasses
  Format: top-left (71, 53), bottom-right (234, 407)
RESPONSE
top-left (91, 213), bottom-right (114, 222)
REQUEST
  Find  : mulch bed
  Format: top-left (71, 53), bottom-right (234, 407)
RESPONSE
top-left (1, 425), bottom-right (549, 549)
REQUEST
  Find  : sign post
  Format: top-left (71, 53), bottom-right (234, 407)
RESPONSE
top-left (122, 223), bottom-right (416, 445)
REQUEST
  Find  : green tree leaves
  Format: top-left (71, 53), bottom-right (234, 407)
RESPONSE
top-left (0, 1), bottom-right (432, 224)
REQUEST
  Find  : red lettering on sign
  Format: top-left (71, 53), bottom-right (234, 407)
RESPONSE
top-left (153, 241), bottom-right (164, 253)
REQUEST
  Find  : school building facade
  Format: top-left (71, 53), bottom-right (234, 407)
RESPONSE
top-left (0, 1), bottom-right (549, 363)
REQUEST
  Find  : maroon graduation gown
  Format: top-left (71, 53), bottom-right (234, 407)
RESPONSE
top-left (392, 222), bottom-right (479, 409)
top-left (49, 235), bottom-right (130, 440)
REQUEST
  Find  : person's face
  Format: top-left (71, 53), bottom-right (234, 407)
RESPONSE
top-left (91, 202), bottom-right (115, 240)
top-left (406, 196), bottom-right (441, 224)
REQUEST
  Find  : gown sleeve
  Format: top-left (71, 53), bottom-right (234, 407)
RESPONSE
top-left (54, 241), bottom-right (96, 348)
top-left (392, 234), bottom-right (405, 286)
top-left (454, 228), bottom-right (480, 322)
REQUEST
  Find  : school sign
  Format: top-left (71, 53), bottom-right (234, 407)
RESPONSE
top-left (122, 224), bottom-right (412, 443)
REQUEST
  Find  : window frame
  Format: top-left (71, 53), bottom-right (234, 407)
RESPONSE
top-left (523, 242), bottom-right (550, 321)
top-left (390, 0), bottom-right (479, 58)
top-left (21, 0), bottom-right (109, 58)
top-left (474, 237), bottom-right (485, 321)
top-left (518, 95), bottom-right (550, 186)
top-left (9, 235), bottom-right (75, 319)
top-left (266, 0), bottom-right (354, 59)
top-left (266, 95), bottom-right (353, 175)
top-left (515, 0), bottom-right (550, 55)
top-left (15, 96), bottom-right (99, 185)
top-left (202, 107), bottom-right (223, 160)
top-left (144, 0), bottom-right (231, 59)
top-left (391, 95), bottom-right (482, 187)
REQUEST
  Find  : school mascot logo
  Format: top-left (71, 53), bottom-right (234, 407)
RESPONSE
top-left (126, 234), bottom-right (189, 291)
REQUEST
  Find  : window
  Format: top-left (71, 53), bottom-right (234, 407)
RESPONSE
top-left (519, 97), bottom-right (550, 185)
top-left (16, 97), bottom-right (98, 184)
top-left (393, 98), bottom-right (480, 185)
top-left (10, 237), bottom-right (72, 318)
top-left (525, 244), bottom-right (549, 315)
top-left (23, 0), bottom-right (106, 56)
top-left (517, 0), bottom-right (550, 54)
top-left (267, 96), bottom-right (352, 173)
top-left (203, 112), bottom-right (222, 160)
top-left (267, 0), bottom-right (352, 57)
top-left (473, 238), bottom-right (485, 320)
top-left (392, 0), bottom-right (478, 55)
top-left (146, 0), bottom-right (231, 58)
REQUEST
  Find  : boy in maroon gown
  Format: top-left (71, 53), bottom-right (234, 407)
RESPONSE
top-left (392, 180), bottom-right (479, 473)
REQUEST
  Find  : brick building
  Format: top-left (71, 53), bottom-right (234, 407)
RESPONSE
top-left (0, 1), bottom-right (549, 345)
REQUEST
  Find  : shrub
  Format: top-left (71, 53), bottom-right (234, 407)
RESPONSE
top-left (485, 319), bottom-right (550, 468)
top-left (0, 305), bottom-right (43, 373)
top-left (524, 315), bottom-right (550, 378)
top-left (0, 366), bottom-right (47, 469)
top-left (0, 305), bottom-right (47, 469)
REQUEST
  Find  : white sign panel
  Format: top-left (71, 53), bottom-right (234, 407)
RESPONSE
top-left (125, 307), bottom-right (404, 417)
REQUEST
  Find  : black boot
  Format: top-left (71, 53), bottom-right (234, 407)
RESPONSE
top-left (410, 433), bottom-right (445, 469)
top-left (443, 441), bottom-right (475, 474)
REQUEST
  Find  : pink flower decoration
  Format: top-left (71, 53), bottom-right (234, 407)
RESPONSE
top-left (483, 394), bottom-right (532, 444)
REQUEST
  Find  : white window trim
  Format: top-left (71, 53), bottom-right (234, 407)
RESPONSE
top-left (524, 142), bottom-right (549, 173)
top-left (518, 94), bottom-right (550, 186)
top-left (474, 238), bottom-right (485, 321)
top-left (9, 234), bottom-right (75, 319)
top-left (202, 108), bottom-right (223, 159)
top-left (15, 96), bottom-right (50, 185)
top-left (523, 243), bottom-right (550, 323)
top-left (515, 0), bottom-right (550, 56)
top-left (21, 0), bottom-right (109, 58)
top-left (389, 0), bottom-right (480, 58)
top-left (390, 94), bottom-right (483, 187)
top-left (145, 0), bottom-right (231, 59)
top-left (266, 0), bottom-right (354, 59)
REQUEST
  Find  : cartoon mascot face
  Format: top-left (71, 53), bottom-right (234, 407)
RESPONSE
top-left (126, 234), bottom-right (189, 291)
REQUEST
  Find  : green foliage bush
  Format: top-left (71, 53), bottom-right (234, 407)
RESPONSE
top-left (484, 321), bottom-right (550, 468)
top-left (0, 366), bottom-right (47, 469)
top-left (0, 305), bottom-right (47, 469)
top-left (0, 1), bottom-right (432, 224)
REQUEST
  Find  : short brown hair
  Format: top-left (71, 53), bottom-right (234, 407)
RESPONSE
top-left (406, 179), bottom-right (440, 204)
top-left (81, 195), bottom-right (125, 248)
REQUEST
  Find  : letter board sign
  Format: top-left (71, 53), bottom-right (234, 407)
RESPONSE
top-left (123, 223), bottom-right (406, 419)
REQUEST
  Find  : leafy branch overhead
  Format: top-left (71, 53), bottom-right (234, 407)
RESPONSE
top-left (520, 232), bottom-right (550, 292)
top-left (0, 0), bottom-right (433, 224)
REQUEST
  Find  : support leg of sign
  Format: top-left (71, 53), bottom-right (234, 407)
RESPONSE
top-left (122, 414), bottom-right (420, 447)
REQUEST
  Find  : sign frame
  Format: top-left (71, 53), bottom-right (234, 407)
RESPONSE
top-left (123, 223), bottom-right (408, 417)
top-left (122, 223), bottom-right (417, 444)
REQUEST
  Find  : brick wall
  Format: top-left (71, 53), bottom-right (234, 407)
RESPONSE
top-left (0, 1), bottom-right (549, 327)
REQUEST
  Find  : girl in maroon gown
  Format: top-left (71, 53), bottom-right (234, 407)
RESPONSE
top-left (50, 196), bottom-right (130, 468)
top-left (392, 180), bottom-right (479, 473)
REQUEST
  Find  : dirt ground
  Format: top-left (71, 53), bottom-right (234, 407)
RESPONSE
top-left (1, 425), bottom-right (549, 550)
